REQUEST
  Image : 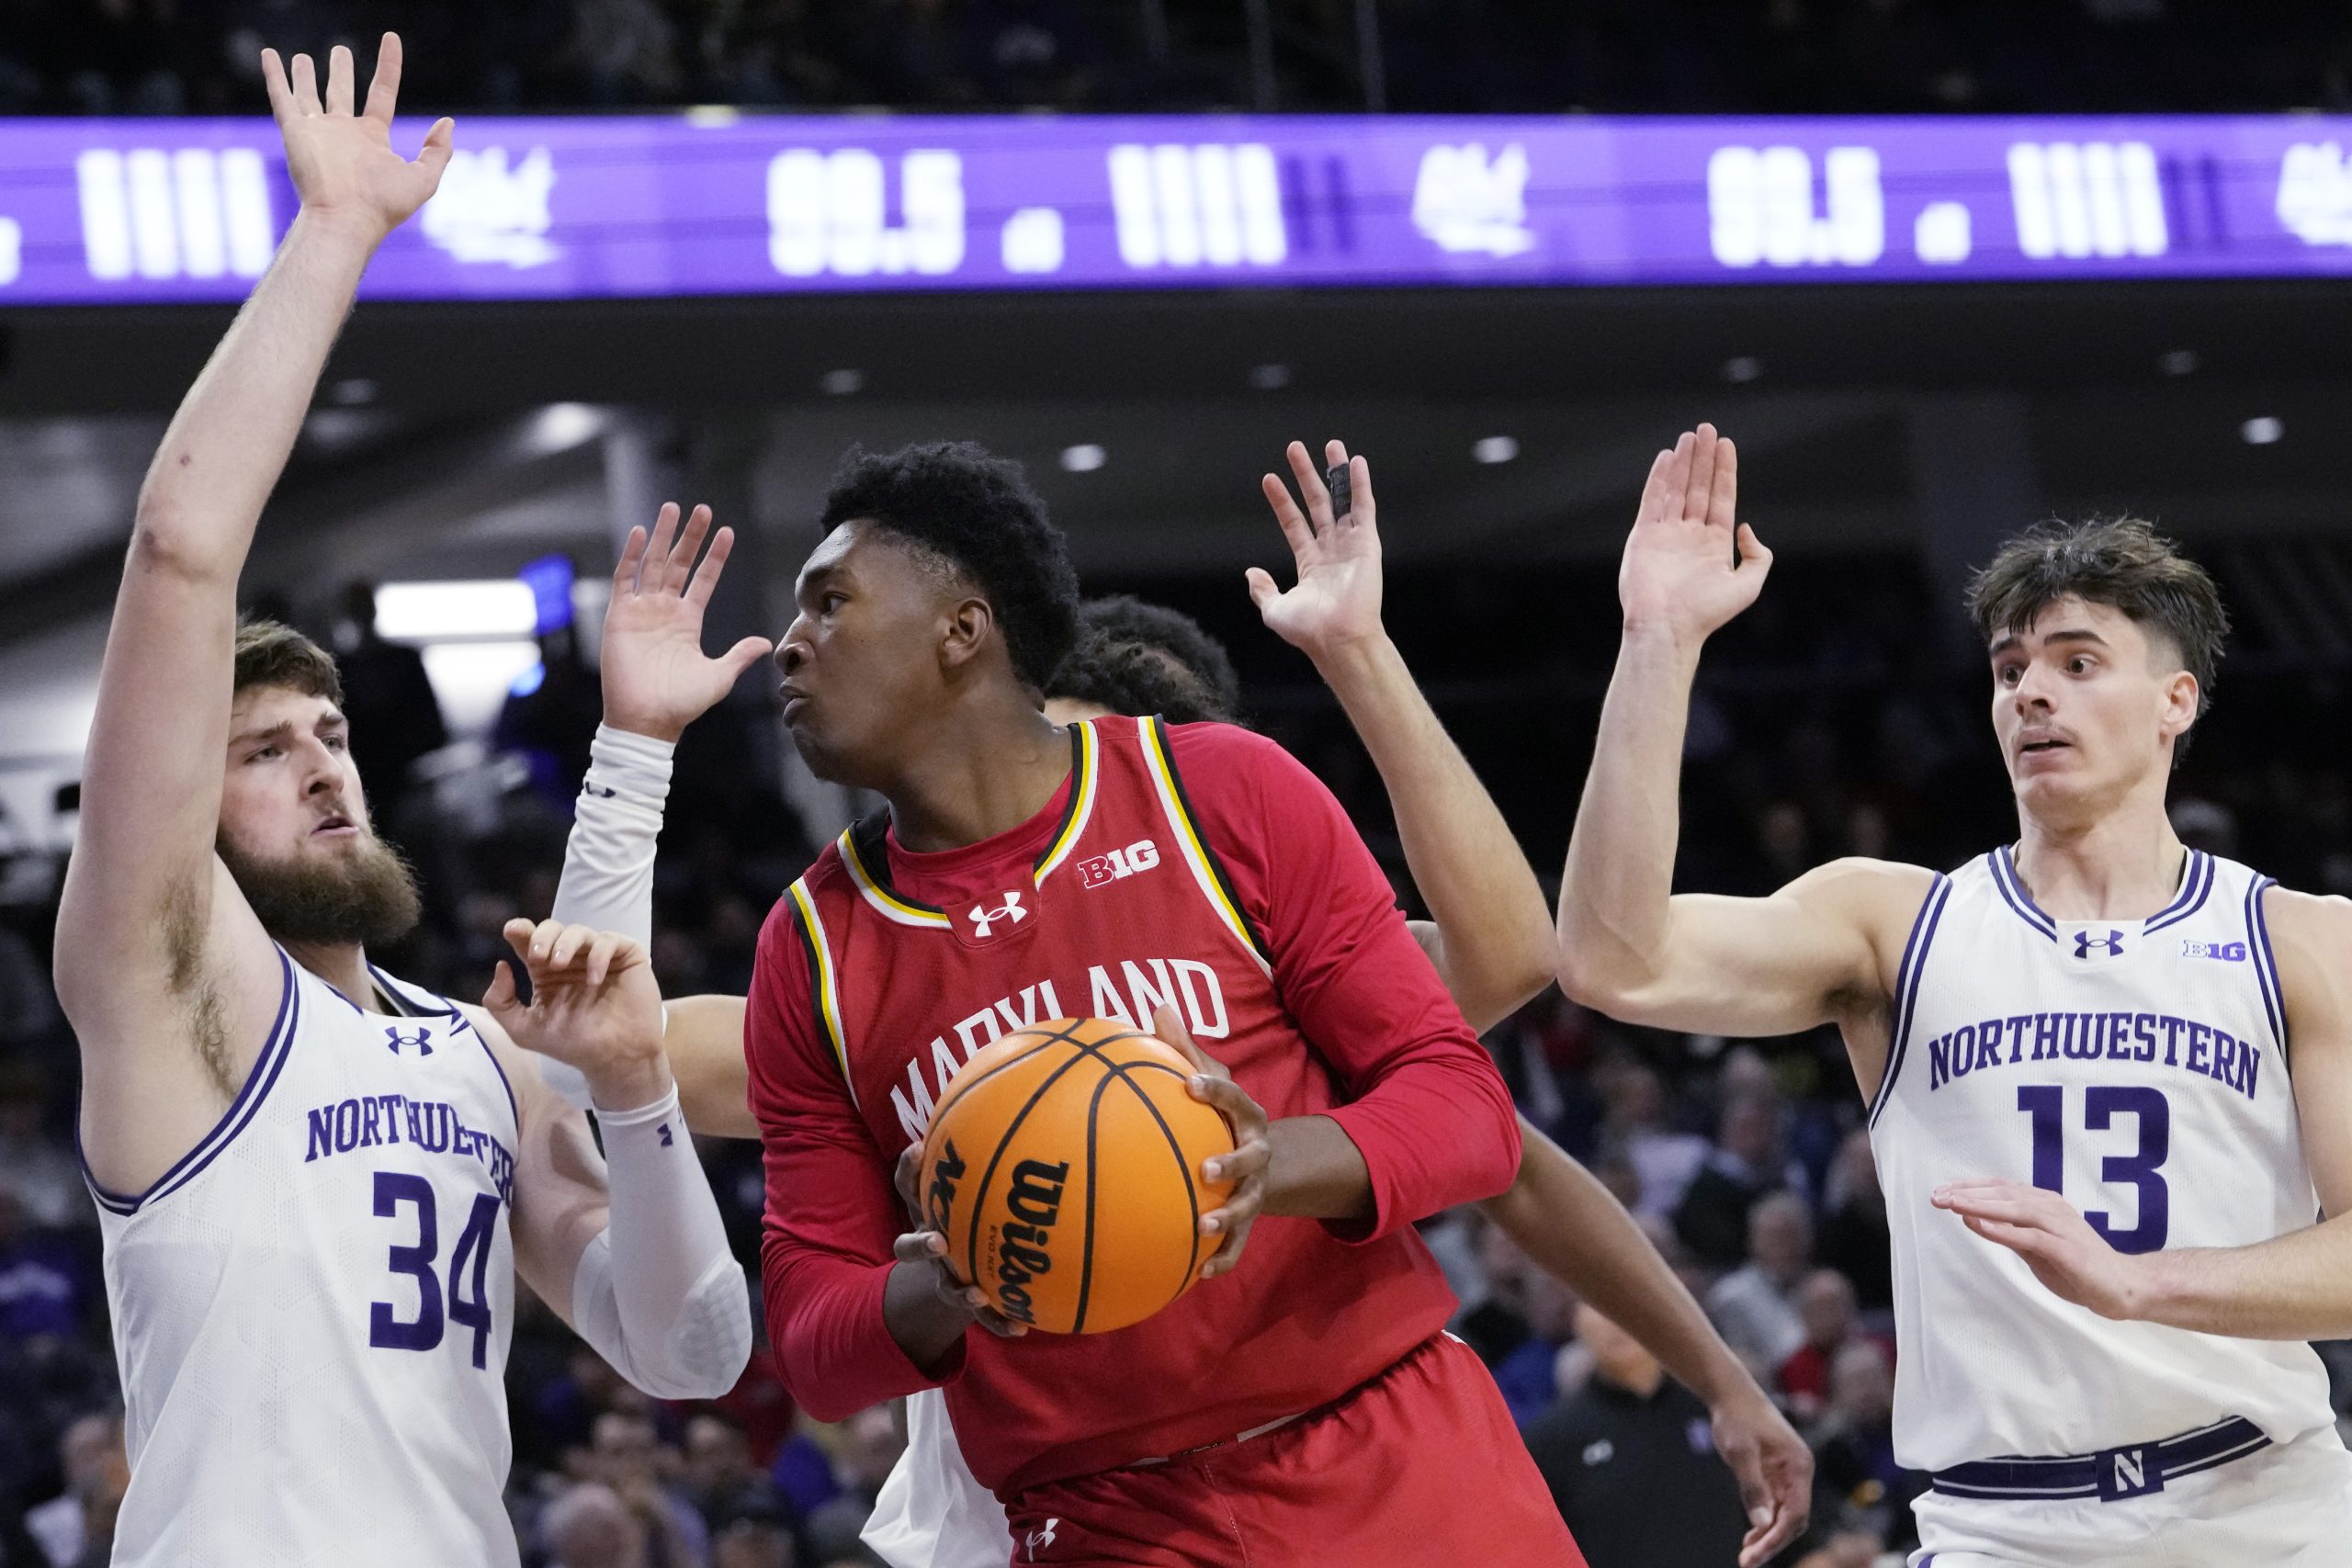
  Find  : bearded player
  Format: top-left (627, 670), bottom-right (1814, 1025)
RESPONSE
top-left (52, 40), bottom-right (748, 1565)
top-left (1555, 423), bottom-right (2352, 1566)
top-left (549, 446), bottom-right (1809, 1565)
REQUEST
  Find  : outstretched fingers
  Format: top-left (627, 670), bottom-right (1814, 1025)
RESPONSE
top-left (614, 525), bottom-right (650, 595)
top-left (1283, 440), bottom-right (1335, 534)
top-left (1709, 434), bottom-right (1740, 532)
top-left (363, 31), bottom-right (401, 123)
top-left (325, 43), bottom-right (356, 117)
top-left (261, 49), bottom-right (293, 120)
top-left (664, 505), bottom-right (715, 596)
top-left (290, 51), bottom-right (322, 116)
top-left (684, 524), bottom-right (735, 607)
top-left (1681, 423), bottom-right (1719, 525)
top-left (639, 503), bottom-right (682, 592)
top-left (1259, 472), bottom-right (1317, 562)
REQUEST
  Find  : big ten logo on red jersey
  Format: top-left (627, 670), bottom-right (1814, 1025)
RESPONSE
top-left (1078, 839), bottom-right (1159, 889)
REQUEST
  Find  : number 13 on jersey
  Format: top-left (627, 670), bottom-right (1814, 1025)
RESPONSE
top-left (2018, 1084), bottom-right (2171, 1253)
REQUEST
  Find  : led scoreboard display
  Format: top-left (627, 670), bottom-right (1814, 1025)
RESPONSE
top-left (1, 113), bottom-right (2349, 303)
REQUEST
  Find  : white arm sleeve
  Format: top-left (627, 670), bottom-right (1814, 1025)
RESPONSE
top-left (542, 725), bottom-right (676, 1109)
top-left (569, 1084), bottom-right (752, 1400)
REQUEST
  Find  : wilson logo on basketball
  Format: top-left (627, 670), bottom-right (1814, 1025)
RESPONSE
top-left (990, 1158), bottom-right (1071, 1325)
top-left (1078, 838), bottom-right (1160, 889)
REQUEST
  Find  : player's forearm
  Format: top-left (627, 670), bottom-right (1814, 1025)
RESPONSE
top-left (574, 1082), bottom-right (752, 1399)
top-left (1310, 635), bottom-right (1552, 1032)
top-left (1310, 1054), bottom-right (1522, 1235)
top-left (132, 213), bottom-right (376, 577)
top-left (1261, 1114), bottom-right (1375, 1223)
top-left (2130, 1219), bottom-right (2352, 1339)
top-left (1481, 1121), bottom-right (1755, 1407)
top-left (766, 1254), bottom-right (958, 1420)
top-left (1555, 626), bottom-right (1704, 1007)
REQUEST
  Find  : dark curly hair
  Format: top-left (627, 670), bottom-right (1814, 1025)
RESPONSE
top-left (1072, 596), bottom-right (1242, 716)
top-left (1048, 632), bottom-right (1237, 725)
top-left (819, 442), bottom-right (1081, 691)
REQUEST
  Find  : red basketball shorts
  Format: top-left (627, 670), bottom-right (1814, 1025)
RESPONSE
top-left (1000, 1331), bottom-right (1587, 1566)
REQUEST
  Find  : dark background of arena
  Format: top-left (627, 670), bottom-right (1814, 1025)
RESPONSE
top-left (6, 3), bottom-right (2352, 1566)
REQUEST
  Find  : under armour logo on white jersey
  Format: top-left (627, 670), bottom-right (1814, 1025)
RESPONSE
top-left (385, 1026), bottom-right (434, 1057)
top-left (969, 890), bottom-right (1028, 939)
top-left (2074, 929), bottom-right (2126, 960)
top-left (1023, 1519), bottom-right (1059, 1560)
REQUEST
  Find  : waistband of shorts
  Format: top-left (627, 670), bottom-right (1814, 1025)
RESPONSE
top-left (1929, 1415), bottom-right (2271, 1504)
top-left (1123, 1331), bottom-right (1461, 1470)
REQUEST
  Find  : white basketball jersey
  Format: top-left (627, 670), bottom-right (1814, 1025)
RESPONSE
top-left (89, 953), bottom-right (520, 1566)
top-left (862, 1387), bottom-right (1012, 1568)
top-left (1870, 848), bottom-right (2331, 1472)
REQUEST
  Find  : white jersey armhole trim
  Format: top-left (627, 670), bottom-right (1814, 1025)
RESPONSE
top-left (1869, 873), bottom-right (1953, 1128)
top-left (81, 946), bottom-right (302, 1216)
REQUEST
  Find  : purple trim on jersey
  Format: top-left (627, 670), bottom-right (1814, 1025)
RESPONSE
top-left (1989, 847), bottom-right (2059, 940)
top-left (369, 964), bottom-right (521, 1131)
top-left (81, 947), bottom-right (300, 1216)
top-left (2143, 851), bottom-right (2214, 934)
top-left (2246, 876), bottom-right (2288, 1059)
top-left (1870, 874), bottom-right (1952, 1128)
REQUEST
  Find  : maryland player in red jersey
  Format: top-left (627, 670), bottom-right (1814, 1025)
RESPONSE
top-left (748, 441), bottom-right (1581, 1565)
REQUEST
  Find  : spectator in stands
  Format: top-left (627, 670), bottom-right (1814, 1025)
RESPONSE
top-left (1521, 1304), bottom-right (1750, 1568)
top-left (22, 1410), bottom-right (125, 1568)
top-left (1675, 1092), bottom-right (1796, 1269)
top-left (587, 1411), bottom-right (710, 1567)
top-left (1452, 1213), bottom-right (1538, 1368)
top-left (0, 1069), bottom-right (82, 1234)
top-left (544, 1481), bottom-right (652, 1568)
top-left (684, 1410), bottom-right (794, 1543)
top-left (1705, 1190), bottom-right (1812, 1373)
top-left (800, 1406), bottom-right (904, 1564)
top-left (331, 581), bottom-right (448, 827)
top-left (1777, 1269), bottom-right (1886, 1423)
top-left (1597, 1062), bottom-right (1707, 1221)
top-left (1490, 1269), bottom-right (1580, 1427)
top-left (709, 1489), bottom-right (800, 1568)
top-left (0, 1191), bottom-right (81, 1343)
top-left (1814, 1128), bottom-right (1893, 1314)
top-left (1809, 1340), bottom-right (1926, 1552)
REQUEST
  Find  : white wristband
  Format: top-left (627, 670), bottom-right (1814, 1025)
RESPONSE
top-left (582, 723), bottom-right (676, 808)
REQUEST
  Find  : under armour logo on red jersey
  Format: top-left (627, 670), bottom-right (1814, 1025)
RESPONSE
top-left (385, 1026), bottom-right (434, 1057)
top-left (968, 890), bottom-right (1028, 939)
top-left (1023, 1519), bottom-right (1059, 1560)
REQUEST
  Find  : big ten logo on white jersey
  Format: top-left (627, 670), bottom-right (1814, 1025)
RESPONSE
top-left (1078, 838), bottom-right (1160, 889)
top-left (887, 955), bottom-right (1230, 1144)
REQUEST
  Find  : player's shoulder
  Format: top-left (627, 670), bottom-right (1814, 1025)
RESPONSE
top-left (2253, 883), bottom-right (2352, 956)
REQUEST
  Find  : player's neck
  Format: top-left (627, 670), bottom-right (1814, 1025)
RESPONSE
top-left (881, 698), bottom-right (1071, 854)
top-left (2010, 794), bottom-right (2188, 923)
top-left (281, 939), bottom-right (374, 1010)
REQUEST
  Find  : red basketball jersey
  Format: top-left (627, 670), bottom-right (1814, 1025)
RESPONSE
top-left (749, 716), bottom-right (1521, 1495)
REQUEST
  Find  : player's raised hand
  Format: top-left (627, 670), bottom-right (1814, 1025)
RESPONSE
top-left (1710, 1386), bottom-right (1814, 1566)
top-left (1933, 1179), bottom-right (2150, 1320)
top-left (1617, 423), bottom-right (1770, 646)
top-left (1249, 439), bottom-right (1384, 661)
top-left (1155, 1008), bottom-right (1271, 1280)
top-left (261, 34), bottom-right (454, 241)
top-left (484, 918), bottom-right (671, 1111)
top-left (600, 503), bottom-right (775, 744)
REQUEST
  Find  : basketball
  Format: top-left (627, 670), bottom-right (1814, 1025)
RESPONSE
top-left (915, 1018), bottom-right (1237, 1335)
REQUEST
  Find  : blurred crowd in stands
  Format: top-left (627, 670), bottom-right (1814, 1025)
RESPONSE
top-left (4, 548), bottom-right (2352, 1566)
top-left (5, 0), bottom-right (2351, 118)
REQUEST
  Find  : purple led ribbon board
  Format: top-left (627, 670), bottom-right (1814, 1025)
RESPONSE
top-left (2, 113), bottom-right (2350, 303)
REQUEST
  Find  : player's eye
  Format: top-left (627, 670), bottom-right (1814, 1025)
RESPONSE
top-left (2066, 656), bottom-right (2093, 675)
top-left (822, 592), bottom-right (847, 614)
top-left (249, 744), bottom-right (280, 761)
top-left (324, 735), bottom-right (348, 751)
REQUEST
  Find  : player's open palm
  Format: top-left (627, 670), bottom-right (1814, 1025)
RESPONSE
top-left (484, 918), bottom-right (667, 1099)
top-left (600, 503), bottom-right (775, 743)
top-left (1618, 423), bottom-right (1771, 646)
top-left (1934, 1179), bottom-right (2147, 1320)
top-left (1250, 440), bottom-right (1384, 660)
top-left (262, 35), bottom-right (454, 239)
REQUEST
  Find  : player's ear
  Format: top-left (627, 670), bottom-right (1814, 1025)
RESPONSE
top-left (939, 594), bottom-right (996, 673)
top-left (2159, 669), bottom-right (2199, 741)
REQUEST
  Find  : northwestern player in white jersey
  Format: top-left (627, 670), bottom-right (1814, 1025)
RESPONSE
top-left (548, 444), bottom-right (1814, 1568)
top-left (1555, 422), bottom-right (2352, 1567)
top-left (52, 38), bottom-right (751, 1566)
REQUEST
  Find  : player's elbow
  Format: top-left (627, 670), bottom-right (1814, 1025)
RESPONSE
top-left (126, 503), bottom-right (237, 584)
top-left (1554, 941), bottom-right (1645, 1018)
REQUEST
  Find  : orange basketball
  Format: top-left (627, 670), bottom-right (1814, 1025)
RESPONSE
top-left (915, 1018), bottom-right (1237, 1335)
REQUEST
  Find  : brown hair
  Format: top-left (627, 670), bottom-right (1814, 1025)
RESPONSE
top-left (1965, 517), bottom-right (2230, 718)
top-left (232, 618), bottom-right (343, 706)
